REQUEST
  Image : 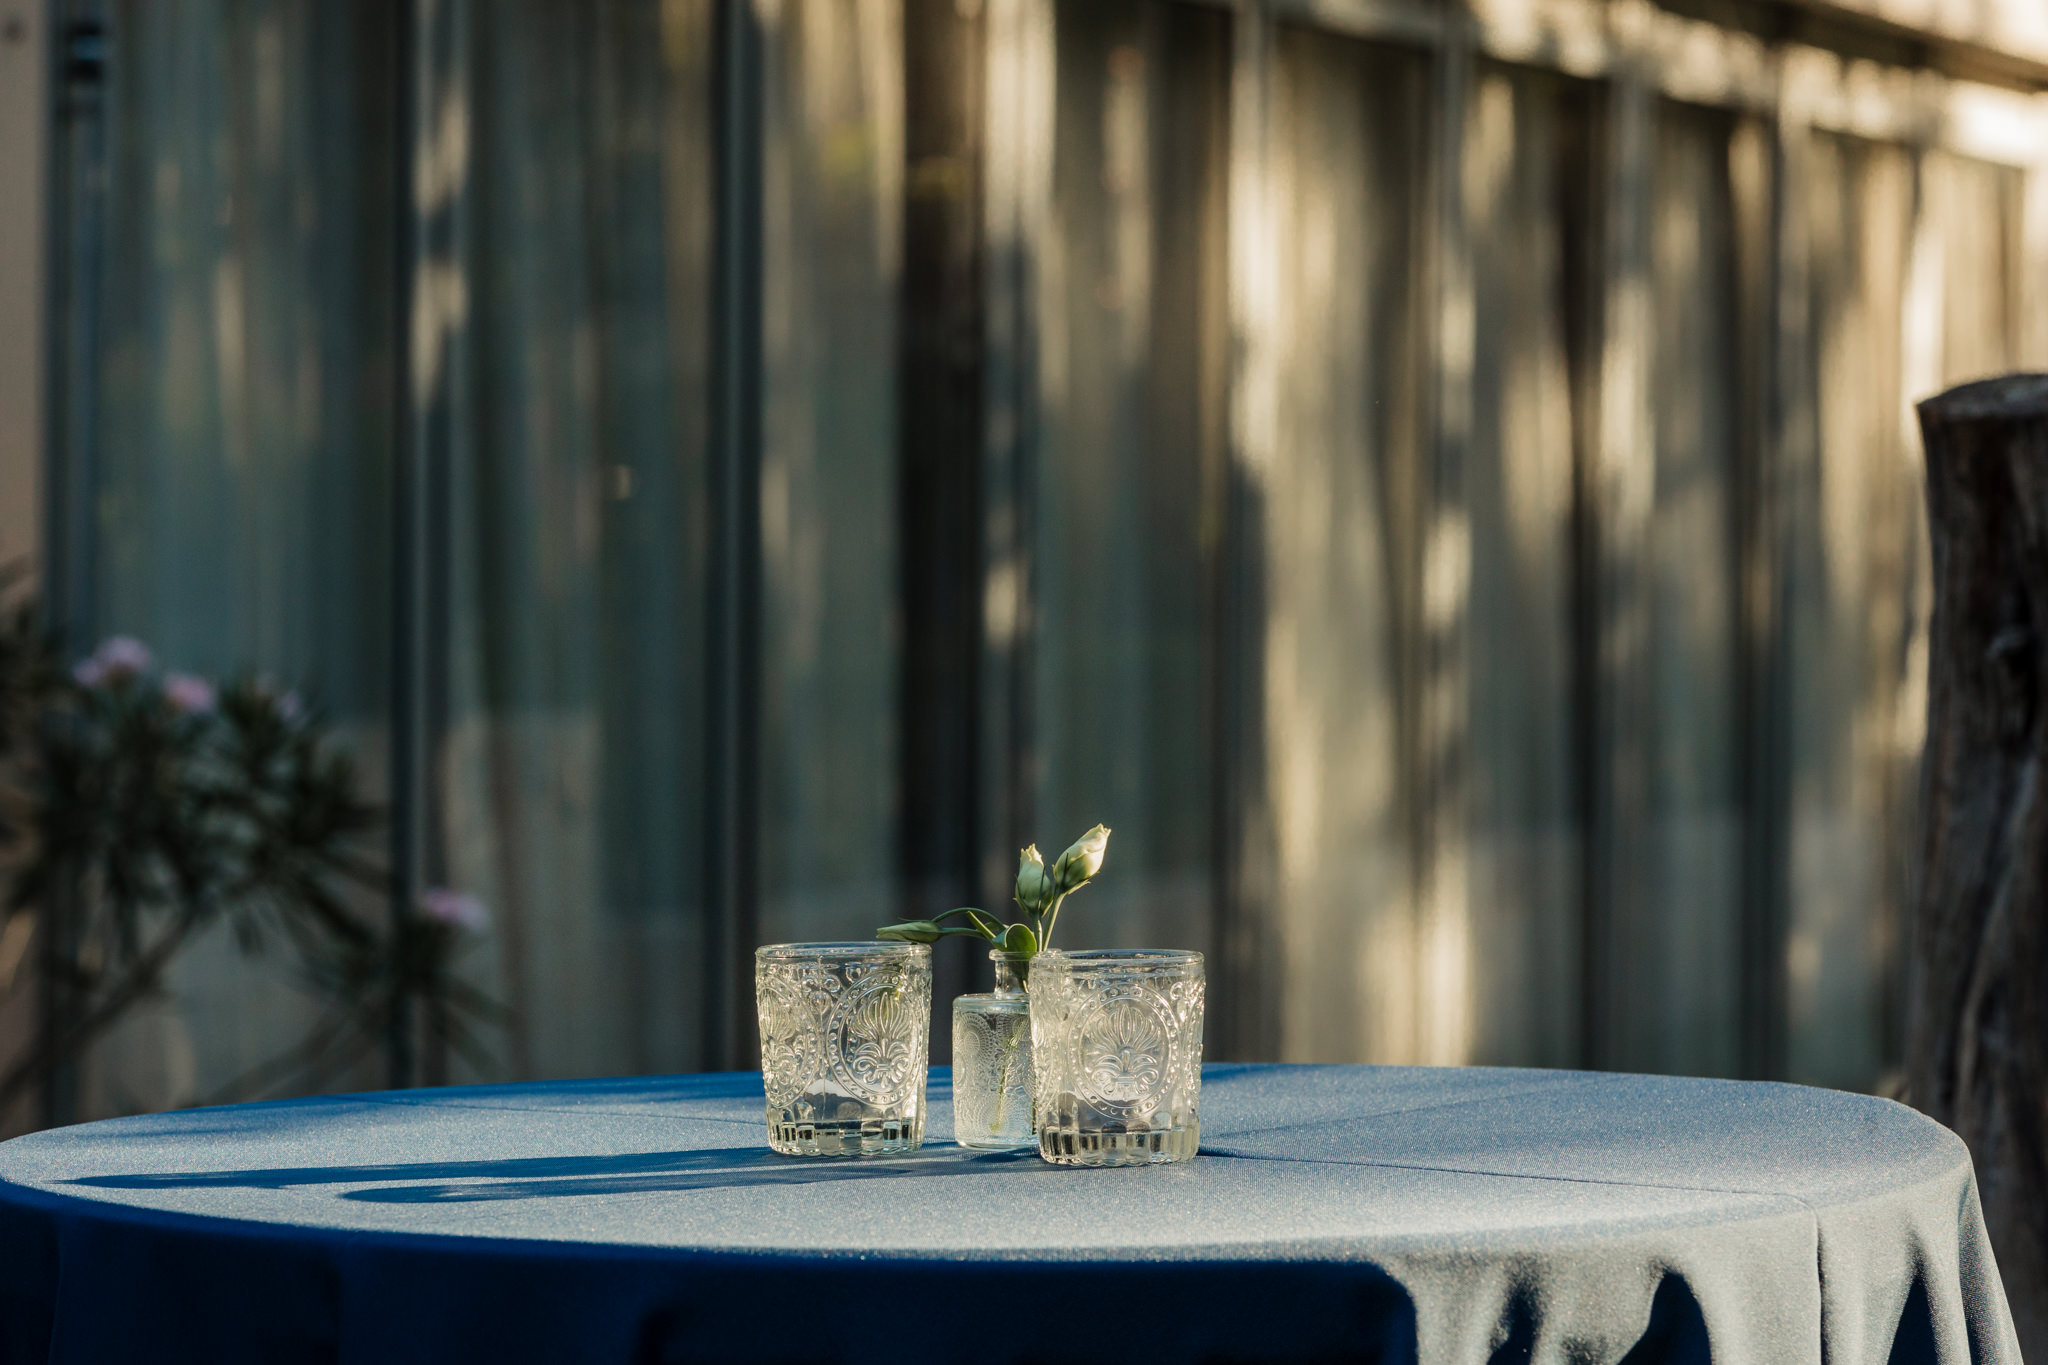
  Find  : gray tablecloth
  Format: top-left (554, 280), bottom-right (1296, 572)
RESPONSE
top-left (0, 1064), bottom-right (2017, 1363)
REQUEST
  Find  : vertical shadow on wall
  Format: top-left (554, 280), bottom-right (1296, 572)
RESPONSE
top-left (1220, 458), bottom-right (1276, 1062)
top-left (897, 0), bottom-right (989, 1064)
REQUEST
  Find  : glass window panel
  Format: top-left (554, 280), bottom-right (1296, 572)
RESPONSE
top-left (1462, 64), bottom-right (1596, 1069)
top-left (435, 0), bottom-right (715, 1081)
top-left (1031, 0), bottom-right (1229, 956)
top-left (755, 0), bottom-right (904, 946)
top-left (83, 0), bottom-right (396, 1114)
top-left (1622, 100), bottom-right (1747, 1078)
top-left (1264, 26), bottom-right (1429, 1063)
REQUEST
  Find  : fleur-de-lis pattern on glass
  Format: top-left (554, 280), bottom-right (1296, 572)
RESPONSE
top-left (757, 973), bottom-right (823, 1111)
top-left (830, 973), bottom-right (921, 1105)
top-left (1031, 950), bottom-right (1204, 1166)
top-left (1078, 996), bottom-right (1172, 1105)
top-left (756, 943), bottom-right (932, 1156)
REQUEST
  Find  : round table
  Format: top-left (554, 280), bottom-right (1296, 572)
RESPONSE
top-left (0, 1064), bottom-right (2016, 1364)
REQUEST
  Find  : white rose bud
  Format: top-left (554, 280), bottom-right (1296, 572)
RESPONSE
top-left (1015, 845), bottom-right (1054, 914)
top-left (1051, 825), bottom-right (1110, 892)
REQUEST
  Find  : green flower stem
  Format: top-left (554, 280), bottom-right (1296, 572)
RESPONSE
top-left (997, 1024), bottom-right (1028, 1134)
top-left (990, 955), bottom-right (1032, 1137)
top-left (1037, 887), bottom-right (1077, 952)
top-left (932, 905), bottom-right (1002, 936)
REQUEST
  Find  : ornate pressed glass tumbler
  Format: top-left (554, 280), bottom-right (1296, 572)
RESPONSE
top-left (1030, 948), bottom-right (1204, 1166)
top-left (951, 951), bottom-right (1035, 1149)
top-left (755, 941), bottom-right (933, 1156)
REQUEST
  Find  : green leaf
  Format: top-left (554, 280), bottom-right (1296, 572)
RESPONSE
top-left (962, 908), bottom-right (1008, 940)
top-left (1001, 922), bottom-right (1038, 956)
top-left (876, 921), bottom-right (943, 944)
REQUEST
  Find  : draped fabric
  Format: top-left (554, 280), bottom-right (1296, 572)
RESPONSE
top-left (82, 0), bottom-right (397, 1114)
top-left (1630, 100), bottom-right (1751, 1079)
top-left (1462, 64), bottom-right (1594, 1069)
top-left (430, 0), bottom-right (903, 1079)
top-left (1260, 25), bottom-right (1430, 1064)
top-left (42, 0), bottom-right (2044, 1128)
top-left (69, 0), bottom-right (905, 1109)
top-left (428, 0), bottom-right (719, 1083)
top-left (0, 1066), bottom-right (2021, 1365)
top-left (1782, 140), bottom-right (2022, 1091)
top-left (753, 0), bottom-right (903, 948)
top-left (1788, 132), bottom-right (1919, 1092)
top-left (1031, 0), bottom-right (1228, 956)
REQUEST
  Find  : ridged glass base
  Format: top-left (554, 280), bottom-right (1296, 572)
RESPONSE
top-left (767, 1114), bottom-right (924, 1157)
top-left (756, 941), bottom-right (932, 1159)
top-left (1037, 1120), bottom-right (1199, 1166)
top-left (1029, 949), bottom-right (1206, 1167)
top-left (957, 1134), bottom-right (1037, 1151)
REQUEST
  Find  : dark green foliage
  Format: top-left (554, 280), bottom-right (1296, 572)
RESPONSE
top-left (0, 605), bottom-right (500, 1115)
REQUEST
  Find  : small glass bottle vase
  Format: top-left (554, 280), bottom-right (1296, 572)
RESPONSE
top-left (951, 951), bottom-right (1036, 1150)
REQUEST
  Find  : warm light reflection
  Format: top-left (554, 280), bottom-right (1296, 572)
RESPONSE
top-left (1263, 28), bottom-right (1429, 1065)
top-left (25, 0), bottom-right (2048, 1129)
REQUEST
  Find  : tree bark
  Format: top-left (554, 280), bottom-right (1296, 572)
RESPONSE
top-left (1911, 372), bottom-right (2048, 1355)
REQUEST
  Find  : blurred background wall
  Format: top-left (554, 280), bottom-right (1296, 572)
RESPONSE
top-left (4, 0), bottom-right (2047, 1130)
top-left (0, 0), bottom-right (48, 1135)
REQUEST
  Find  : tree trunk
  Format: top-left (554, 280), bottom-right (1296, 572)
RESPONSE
top-left (1911, 372), bottom-right (2048, 1355)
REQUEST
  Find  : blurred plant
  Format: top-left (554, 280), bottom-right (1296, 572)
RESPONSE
top-left (200, 887), bottom-right (504, 1105)
top-left (876, 823), bottom-right (1111, 978)
top-left (0, 613), bottom-right (502, 1116)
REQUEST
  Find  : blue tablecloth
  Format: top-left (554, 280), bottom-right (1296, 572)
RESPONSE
top-left (0, 1064), bottom-right (2016, 1364)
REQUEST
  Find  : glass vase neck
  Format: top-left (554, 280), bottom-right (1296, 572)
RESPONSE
top-left (990, 950), bottom-right (1031, 996)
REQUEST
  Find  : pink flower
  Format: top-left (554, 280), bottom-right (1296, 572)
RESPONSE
top-left (163, 672), bottom-right (217, 714)
top-left (74, 636), bottom-right (154, 688)
top-left (251, 677), bottom-right (305, 723)
top-left (420, 888), bottom-right (490, 932)
top-left (94, 636), bottom-right (153, 674)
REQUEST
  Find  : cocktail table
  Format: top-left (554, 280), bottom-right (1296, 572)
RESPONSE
top-left (0, 1064), bottom-right (2015, 1363)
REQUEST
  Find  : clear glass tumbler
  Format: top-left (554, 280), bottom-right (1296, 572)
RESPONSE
top-left (755, 941), bottom-right (932, 1156)
top-left (1031, 948), bottom-right (1204, 1166)
top-left (952, 951), bottom-right (1035, 1149)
